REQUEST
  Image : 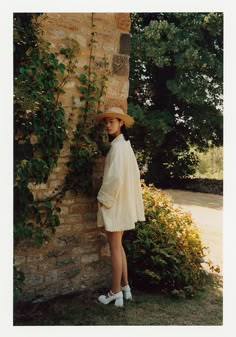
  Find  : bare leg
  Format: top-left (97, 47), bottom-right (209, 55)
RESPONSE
top-left (121, 246), bottom-right (129, 287)
top-left (106, 231), bottom-right (123, 294)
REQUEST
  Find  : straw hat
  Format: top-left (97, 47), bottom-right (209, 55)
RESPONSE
top-left (94, 107), bottom-right (134, 127)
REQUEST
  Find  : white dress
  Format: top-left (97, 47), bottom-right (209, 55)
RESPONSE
top-left (97, 134), bottom-right (145, 232)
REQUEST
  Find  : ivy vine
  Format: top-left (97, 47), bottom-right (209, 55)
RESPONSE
top-left (65, 13), bottom-right (109, 194)
top-left (14, 13), bottom-right (78, 248)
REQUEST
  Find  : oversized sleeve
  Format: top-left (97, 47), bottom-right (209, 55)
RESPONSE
top-left (97, 144), bottom-right (124, 208)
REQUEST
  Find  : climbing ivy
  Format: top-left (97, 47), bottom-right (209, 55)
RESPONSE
top-left (65, 13), bottom-right (109, 194)
top-left (14, 13), bottom-right (79, 247)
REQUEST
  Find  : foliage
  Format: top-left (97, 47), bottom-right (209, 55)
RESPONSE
top-left (128, 103), bottom-right (199, 184)
top-left (194, 146), bottom-right (223, 179)
top-left (14, 14), bottom-right (78, 246)
top-left (124, 182), bottom-right (220, 297)
top-left (128, 13), bottom-right (223, 185)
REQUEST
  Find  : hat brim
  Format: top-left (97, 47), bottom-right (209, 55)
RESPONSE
top-left (94, 112), bottom-right (134, 127)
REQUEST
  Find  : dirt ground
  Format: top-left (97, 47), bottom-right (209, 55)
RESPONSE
top-left (164, 189), bottom-right (223, 274)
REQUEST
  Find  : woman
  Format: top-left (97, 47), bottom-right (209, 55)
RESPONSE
top-left (95, 107), bottom-right (145, 307)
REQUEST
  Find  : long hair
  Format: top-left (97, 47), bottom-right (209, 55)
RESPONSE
top-left (121, 124), bottom-right (129, 141)
top-left (108, 119), bottom-right (129, 142)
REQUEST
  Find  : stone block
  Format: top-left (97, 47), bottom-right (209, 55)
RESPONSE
top-left (55, 224), bottom-right (73, 234)
top-left (119, 33), bottom-right (131, 55)
top-left (14, 256), bottom-right (26, 266)
top-left (83, 212), bottom-right (97, 221)
top-left (82, 259), bottom-right (111, 286)
top-left (115, 13), bottom-right (131, 31)
top-left (56, 257), bottom-right (75, 267)
top-left (21, 264), bottom-right (38, 274)
top-left (72, 241), bottom-right (98, 255)
top-left (64, 80), bottom-right (76, 89)
top-left (106, 77), bottom-right (123, 97)
top-left (75, 35), bottom-right (87, 48)
top-left (70, 203), bottom-right (92, 214)
top-left (60, 281), bottom-right (75, 295)
top-left (94, 13), bottom-right (115, 26)
top-left (105, 98), bottom-right (127, 112)
top-left (102, 43), bottom-right (116, 53)
top-left (60, 266), bottom-right (80, 279)
top-left (37, 262), bottom-right (55, 272)
top-left (25, 274), bottom-right (44, 286)
top-left (47, 249), bottom-right (66, 258)
top-left (121, 80), bottom-right (130, 97)
top-left (93, 59), bottom-right (110, 70)
top-left (49, 180), bottom-right (64, 191)
top-left (71, 247), bottom-right (81, 257)
top-left (29, 182), bottom-right (48, 190)
top-left (61, 215), bottom-right (83, 226)
top-left (58, 206), bottom-right (69, 215)
top-left (48, 173), bottom-right (57, 180)
top-left (83, 231), bottom-right (106, 244)
top-left (55, 234), bottom-right (81, 247)
top-left (27, 254), bottom-right (44, 263)
top-left (45, 270), bottom-right (58, 283)
top-left (100, 243), bottom-right (111, 257)
top-left (72, 221), bottom-right (97, 231)
top-left (61, 198), bottom-right (75, 206)
top-left (57, 157), bottom-right (69, 164)
top-left (112, 54), bottom-right (129, 76)
top-left (81, 253), bottom-right (99, 264)
top-left (96, 31), bottom-right (115, 45)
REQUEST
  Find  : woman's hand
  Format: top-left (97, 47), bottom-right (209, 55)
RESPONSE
top-left (99, 202), bottom-right (109, 209)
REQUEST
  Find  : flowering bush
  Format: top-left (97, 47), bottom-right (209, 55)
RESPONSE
top-left (124, 182), bottom-right (219, 297)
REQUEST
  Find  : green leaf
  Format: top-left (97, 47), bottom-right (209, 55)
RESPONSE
top-left (58, 63), bottom-right (66, 74)
top-left (35, 235), bottom-right (43, 246)
top-left (44, 199), bottom-right (52, 208)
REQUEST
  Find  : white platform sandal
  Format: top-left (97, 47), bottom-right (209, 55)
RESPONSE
top-left (121, 284), bottom-right (132, 300)
top-left (98, 290), bottom-right (124, 307)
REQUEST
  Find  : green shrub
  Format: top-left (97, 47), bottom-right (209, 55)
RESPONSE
top-left (124, 182), bottom-right (219, 297)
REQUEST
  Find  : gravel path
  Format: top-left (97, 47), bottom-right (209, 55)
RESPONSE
top-left (164, 189), bottom-right (223, 274)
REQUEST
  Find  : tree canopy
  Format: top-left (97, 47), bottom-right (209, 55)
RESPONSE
top-left (128, 13), bottom-right (223, 185)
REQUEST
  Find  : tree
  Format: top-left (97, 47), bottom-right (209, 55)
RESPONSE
top-left (128, 13), bottom-right (223, 185)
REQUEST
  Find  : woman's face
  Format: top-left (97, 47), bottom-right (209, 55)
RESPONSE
top-left (104, 118), bottom-right (123, 137)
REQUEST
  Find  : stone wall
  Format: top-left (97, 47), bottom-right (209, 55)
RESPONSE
top-left (14, 13), bottom-right (131, 301)
top-left (159, 178), bottom-right (223, 195)
top-left (174, 178), bottom-right (223, 195)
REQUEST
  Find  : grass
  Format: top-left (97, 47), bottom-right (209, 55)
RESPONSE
top-left (14, 275), bottom-right (222, 326)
